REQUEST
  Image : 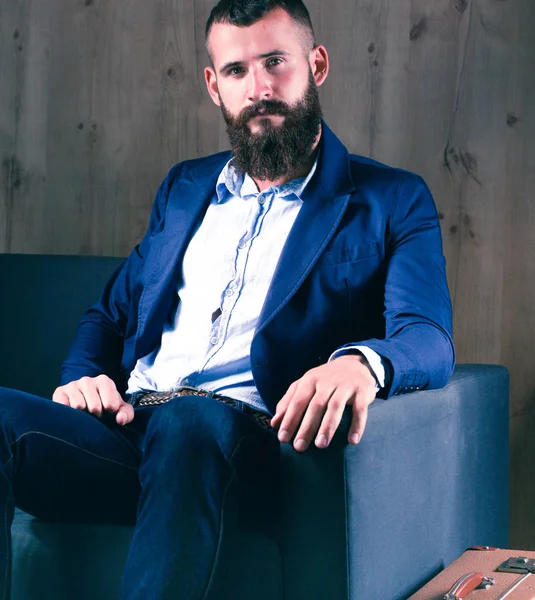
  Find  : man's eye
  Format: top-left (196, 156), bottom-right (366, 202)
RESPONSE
top-left (266, 58), bottom-right (283, 68)
top-left (229, 67), bottom-right (245, 76)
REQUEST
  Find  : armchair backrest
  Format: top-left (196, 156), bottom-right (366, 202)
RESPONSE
top-left (0, 254), bottom-right (124, 397)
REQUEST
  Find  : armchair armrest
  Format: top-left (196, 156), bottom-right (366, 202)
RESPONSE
top-left (278, 364), bottom-right (509, 600)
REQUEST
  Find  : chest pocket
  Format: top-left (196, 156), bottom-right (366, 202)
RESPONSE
top-left (316, 241), bottom-right (380, 266)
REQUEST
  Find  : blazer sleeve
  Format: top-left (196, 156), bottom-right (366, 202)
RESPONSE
top-left (336, 175), bottom-right (455, 398)
top-left (59, 165), bottom-right (179, 388)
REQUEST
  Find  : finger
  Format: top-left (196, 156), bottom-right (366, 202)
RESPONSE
top-left (271, 381), bottom-right (298, 428)
top-left (77, 378), bottom-right (103, 417)
top-left (52, 389), bottom-right (71, 407)
top-left (314, 389), bottom-right (353, 449)
top-left (66, 387), bottom-right (88, 412)
top-left (96, 376), bottom-right (122, 413)
top-left (96, 376), bottom-right (133, 425)
top-left (348, 390), bottom-right (375, 444)
top-left (276, 382), bottom-right (315, 444)
top-left (116, 402), bottom-right (134, 426)
top-left (292, 391), bottom-right (333, 452)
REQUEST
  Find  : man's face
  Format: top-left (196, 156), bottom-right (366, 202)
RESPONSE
top-left (205, 8), bottom-right (329, 179)
top-left (219, 69), bottom-right (322, 181)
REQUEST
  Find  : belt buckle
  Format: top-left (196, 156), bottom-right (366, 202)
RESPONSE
top-left (176, 385), bottom-right (200, 396)
top-left (178, 385), bottom-right (218, 399)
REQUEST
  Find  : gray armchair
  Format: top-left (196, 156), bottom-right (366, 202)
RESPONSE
top-left (0, 254), bottom-right (509, 600)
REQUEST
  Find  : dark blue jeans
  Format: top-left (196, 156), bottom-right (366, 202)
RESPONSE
top-left (0, 386), bottom-right (280, 600)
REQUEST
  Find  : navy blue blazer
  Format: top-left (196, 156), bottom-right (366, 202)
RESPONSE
top-left (61, 122), bottom-right (455, 414)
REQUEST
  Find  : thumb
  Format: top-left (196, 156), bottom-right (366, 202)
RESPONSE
top-left (116, 402), bottom-right (135, 426)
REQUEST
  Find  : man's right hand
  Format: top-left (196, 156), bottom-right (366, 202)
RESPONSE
top-left (52, 375), bottom-right (134, 426)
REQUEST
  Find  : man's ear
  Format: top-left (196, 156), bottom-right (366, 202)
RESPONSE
top-left (205, 67), bottom-right (221, 106)
top-left (310, 44), bottom-right (329, 87)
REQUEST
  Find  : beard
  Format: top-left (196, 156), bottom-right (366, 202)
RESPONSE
top-left (220, 71), bottom-right (323, 181)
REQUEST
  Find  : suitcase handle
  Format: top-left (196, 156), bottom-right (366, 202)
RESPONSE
top-left (443, 571), bottom-right (495, 600)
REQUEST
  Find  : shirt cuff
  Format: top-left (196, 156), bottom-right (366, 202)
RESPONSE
top-left (328, 346), bottom-right (386, 389)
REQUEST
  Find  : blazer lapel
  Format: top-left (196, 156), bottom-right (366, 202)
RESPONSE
top-left (135, 154), bottom-right (230, 356)
top-left (255, 122), bottom-right (356, 334)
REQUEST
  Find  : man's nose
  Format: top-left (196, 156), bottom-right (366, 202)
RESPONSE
top-left (246, 68), bottom-right (273, 103)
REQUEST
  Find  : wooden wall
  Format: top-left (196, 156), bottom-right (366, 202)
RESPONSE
top-left (1, 0), bottom-right (534, 546)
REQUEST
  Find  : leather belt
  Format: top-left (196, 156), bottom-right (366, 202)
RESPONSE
top-left (130, 386), bottom-right (273, 431)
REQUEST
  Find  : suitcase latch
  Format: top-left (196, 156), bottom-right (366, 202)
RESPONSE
top-left (498, 557), bottom-right (535, 574)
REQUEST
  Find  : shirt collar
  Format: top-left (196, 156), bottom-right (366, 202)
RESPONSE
top-left (216, 154), bottom-right (319, 203)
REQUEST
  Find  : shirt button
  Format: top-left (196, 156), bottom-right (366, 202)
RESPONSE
top-left (210, 337), bottom-right (219, 345)
top-left (238, 241), bottom-right (246, 249)
top-left (259, 197), bottom-right (266, 205)
top-left (225, 289), bottom-right (234, 297)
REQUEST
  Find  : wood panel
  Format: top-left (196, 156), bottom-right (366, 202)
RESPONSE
top-left (502, 0), bottom-right (535, 547)
top-left (1, 0), bottom-right (534, 546)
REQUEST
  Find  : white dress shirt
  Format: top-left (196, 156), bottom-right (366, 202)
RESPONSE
top-left (127, 157), bottom-right (385, 414)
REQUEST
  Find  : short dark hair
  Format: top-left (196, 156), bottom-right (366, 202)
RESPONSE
top-left (205, 0), bottom-right (316, 52)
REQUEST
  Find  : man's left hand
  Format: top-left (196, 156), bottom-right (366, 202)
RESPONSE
top-left (270, 355), bottom-right (377, 452)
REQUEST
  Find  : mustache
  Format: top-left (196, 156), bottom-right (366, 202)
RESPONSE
top-left (238, 100), bottom-right (292, 124)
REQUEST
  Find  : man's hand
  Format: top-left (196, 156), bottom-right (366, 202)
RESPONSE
top-left (52, 375), bottom-right (134, 426)
top-left (270, 355), bottom-right (377, 452)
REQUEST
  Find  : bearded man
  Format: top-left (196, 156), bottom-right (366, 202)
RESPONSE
top-left (0, 0), bottom-right (455, 598)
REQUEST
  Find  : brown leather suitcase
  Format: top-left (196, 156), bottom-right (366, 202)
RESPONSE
top-left (408, 548), bottom-right (535, 600)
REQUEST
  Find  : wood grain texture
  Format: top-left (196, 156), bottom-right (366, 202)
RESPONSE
top-left (0, 0), bottom-right (534, 546)
top-left (501, 0), bottom-right (535, 548)
top-left (0, 0), bottom-right (33, 254)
